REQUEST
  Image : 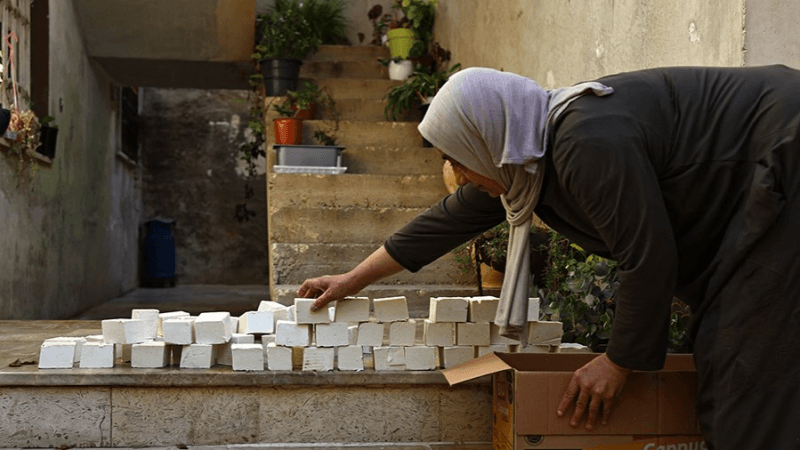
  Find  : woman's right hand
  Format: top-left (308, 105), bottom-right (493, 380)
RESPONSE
top-left (298, 274), bottom-right (360, 312)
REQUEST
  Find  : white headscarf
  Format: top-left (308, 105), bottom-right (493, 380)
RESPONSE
top-left (418, 67), bottom-right (613, 341)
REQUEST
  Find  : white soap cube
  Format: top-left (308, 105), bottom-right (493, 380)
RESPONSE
top-left (162, 317), bottom-right (196, 345)
top-left (266, 343), bottom-right (293, 371)
top-left (516, 343), bottom-right (558, 354)
top-left (180, 344), bottom-right (217, 369)
top-left (457, 322), bottom-right (491, 346)
top-left (275, 320), bottom-right (311, 347)
top-left (44, 337), bottom-right (86, 363)
top-left (157, 311), bottom-right (191, 336)
top-left (334, 296), bottom-right (371, 323)
top-left (429, 297), bottom-right (469, 323)
top-left (526, 321), bottom-right (564, 345)
top-left (261, 334), bottom-right (276, 346)
top-left (336, 346), bottom-right (364, 371)
top-left (258, 301), bottom-right (290, 326)
top-left (424, 320), bottom-right (456, 347)
top-left (102, 318), bottom-right (149, 344)
top-left (286, 305), bottom-right (296, 322)
top-left (131, 341), bottom-right (170, 368)
top-left (389, 320), bottom-right (416, 346)
top-left (229, 316), bottom-right (240, 334)
top-left (302, 346), bottom-right (335, 371)
top-left (490, 323), bottom-right (521, 345)
top-left (348, 325), bottom-right (359, 346)
top-left (468, 296), bottom-right (499, 323)
top-left (84, 334), bottom-right (104, 342)
top-left (374, 346), bottom-right (406, 371)
top-left (405, 346), bottom-right (437, 370)
top-left (131, 309), bottom-right (159, 339)
top-left (373, 296), bottom-right (409, 322)
top-left (38, 340), bottom-right (77, 369)
top-left (528, 297), bottom-right (541, 322)
top-left (315, 322), bottom-right (350, 347)
top-left (294, 298), bottom-right (331, 324)
top-left (195, 312), bottom-right (232, 344)
top-left (559, 343), bottom-right (592, 353)
top-left (441, 346), bottom-right (475, 368)
top-left (217, 333), bottom-right (256, 366)
top-left (356, 322), bottom-right (385, 347)
top-left (79, 342), bottom-right (115, 368)
top-left (477, 344), bottom-right (510, 357)
top-left (239, 311), bottom-right (275, 334)
top-left (232, 343), bottom-right (264, 371)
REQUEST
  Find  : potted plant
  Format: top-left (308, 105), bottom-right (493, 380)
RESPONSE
top-left (36, 115), bottom-right (58, 159)
top-left (273, 81), bottom-right (333, 120)
top-left (254, 0), bottom-right (321, 96)
top-left (384, 62), bottom-right (461, 121)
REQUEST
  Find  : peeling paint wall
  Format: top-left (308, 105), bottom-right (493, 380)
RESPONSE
top-left (139, 89), bottom-right (267, 285)
top-left (434, 0), bottom-right (745, 87)
top-left (0, 0), bottom-right (141, 319)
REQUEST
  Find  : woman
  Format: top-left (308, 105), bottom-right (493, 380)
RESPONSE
top-left (300, 66), bottom-right (800, 448)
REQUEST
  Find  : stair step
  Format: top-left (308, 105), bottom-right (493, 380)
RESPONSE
top-left (306, 44), bottom-right (390, 62)
top-left (300, 60), bottom-right (388, 80)
top-left (266, 145), bottom-right (443, 176)
top-left (341, 145), bottom-right (442, 174)
top-left (268, 173), bottom-right (447, 209)
top-left (269, 206), bottom-right (432, 244)
top-left (315, 77), bottom-right (403, 101)
top-left (264, 120), bottom-right (424, 148)
top-left (270, 243), bottom-right (475, 287)
top-left (273, 284), bottom-right (499, 318)
top-left (323, 98), bottom-right (419, 122)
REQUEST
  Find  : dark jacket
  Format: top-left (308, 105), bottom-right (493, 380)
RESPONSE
top-left (385, 65), bottom-right (800, 370)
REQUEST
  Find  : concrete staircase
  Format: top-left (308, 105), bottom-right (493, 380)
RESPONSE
top-left (266, 45), bottom-right (489, 316)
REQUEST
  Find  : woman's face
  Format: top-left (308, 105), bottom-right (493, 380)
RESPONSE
top-left (448, 158), bottom-right (507, 197)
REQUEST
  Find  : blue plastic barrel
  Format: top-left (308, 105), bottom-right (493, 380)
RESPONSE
top-left (143, 218), bottom-right (176, 287)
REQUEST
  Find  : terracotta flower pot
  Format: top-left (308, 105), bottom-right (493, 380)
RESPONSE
top-left (273, 118), bottom-right (303, 145)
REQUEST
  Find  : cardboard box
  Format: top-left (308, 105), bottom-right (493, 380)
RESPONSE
top-left (442, 352), bottom-right (703, 450)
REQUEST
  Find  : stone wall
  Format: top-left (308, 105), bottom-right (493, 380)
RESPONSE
top-left (0, 0), bottom-right (140, 319)
top-left (434, 0), bottom-right (746, 87)
top-left (139, 88), bottom-right (268, 285)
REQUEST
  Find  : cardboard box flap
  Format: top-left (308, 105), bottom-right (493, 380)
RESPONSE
top-left (441, 352), bottom-right (515, 385)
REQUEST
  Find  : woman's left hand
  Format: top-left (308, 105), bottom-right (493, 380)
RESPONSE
top-left (556, 353), bottom-right (631, 431)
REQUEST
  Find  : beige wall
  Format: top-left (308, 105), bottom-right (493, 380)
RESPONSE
top-left (434, 0), bottom-right (745, 87)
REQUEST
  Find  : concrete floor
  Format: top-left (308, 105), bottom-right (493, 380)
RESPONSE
top-left (70, 284), bottom-right (272, 320)
top-left (2, 445), bottom-right (491, 450)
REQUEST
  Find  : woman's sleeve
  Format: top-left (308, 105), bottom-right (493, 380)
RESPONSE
top-left (384, 184), bottom-right (507, 273)
top-left (554, 132), bottom-right (678, 371)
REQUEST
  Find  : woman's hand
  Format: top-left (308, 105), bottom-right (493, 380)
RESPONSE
top-left (298, 274), bottom-right (360, 312)
top-left (556, 353), bottom-right (631, 431)
top-left (297, 246), bottom-right (405, 312)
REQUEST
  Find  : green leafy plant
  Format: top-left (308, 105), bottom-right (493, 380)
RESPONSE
top-left (273, 81), bottom-right (333, 118)
top-left (398, 0), bottom-right (437, 58)
top-left (538, 230), bottom-right (693, 353)
top-left (254, 0), bottom-right (322, 60)
top-left (39, 115), bottom-right (57, 129)
top-left (301, 0), bottom-right (349, 45)
top-left (384, 62), bottom-right (461, 120)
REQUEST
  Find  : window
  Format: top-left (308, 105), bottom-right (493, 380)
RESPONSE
top-left (0, 0), bottom-right (32, 111)
top-left (120, 86), bottom-right (139, 162)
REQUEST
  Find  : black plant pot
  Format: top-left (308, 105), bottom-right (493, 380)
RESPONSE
top-left (36, 125), bottom-right (58, 159)
top-left (418, 103), bottom-right (432, 147)
top-left (260, 58), bottom-right (303, 96)
top-left (0, 108), bottom-right (10, 136)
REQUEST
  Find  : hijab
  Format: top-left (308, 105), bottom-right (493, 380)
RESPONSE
top-left (418, 67), bottom-right (613, 341)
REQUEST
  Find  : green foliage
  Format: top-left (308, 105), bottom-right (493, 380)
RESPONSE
top-left (254, 0), bottom-right (322, 60)
top-left (384, 63), bottom-right (461, 120)
top-left (301, 0), bottom-right (350, 45)
top-left (273, 81), bottom-right (334, 118)
top-left (538, 230), bottom-right (693, 353)
top-left (398, 0), bottom-right (437, 58)
top-left (453, 221), bottom-right (510, 275)
top-left (314, 130), bottom-right (337, 146)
